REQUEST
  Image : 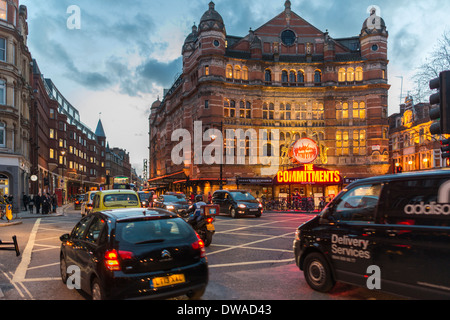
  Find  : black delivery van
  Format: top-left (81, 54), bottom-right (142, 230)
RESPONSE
top-left (293, 169), bottom-right (450, 299)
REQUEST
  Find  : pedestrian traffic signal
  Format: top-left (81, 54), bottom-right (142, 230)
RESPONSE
top-left (429, 71), bottom-right (450, 135)
top-left (441, 138), bottom-right (450, 159)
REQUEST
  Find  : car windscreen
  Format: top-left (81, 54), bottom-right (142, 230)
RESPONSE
top-left (103, 193), bottom-right (139, 207)
top-left (164, 195), bottom-right (187, 203)
top-left (138, 193), bottom-right (151, 201)
top-left (116, 218), bottom-right (193, 245)
top-left (229, 192), bottom-right (256, 201)
top-left (90, 193), bottom-right (97, 200)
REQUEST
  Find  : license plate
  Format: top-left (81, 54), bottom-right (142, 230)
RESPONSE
top-left (249, 209), bottom-right (258, 212)
top-left (151, 274), bottom-right (185, 288)
top-left (207, 224), bottom-right (215, 231)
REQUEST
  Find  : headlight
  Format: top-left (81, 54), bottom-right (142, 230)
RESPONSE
top-left (294, 229), bottom-right (301, 241)
top-left (258, 203), bottom-right (263, 208)
top-left (238, 204), bottom-right (246, 209)
top-left (166, 205), bottom-right (175, 210)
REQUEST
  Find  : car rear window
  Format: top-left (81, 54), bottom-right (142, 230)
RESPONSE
top-left (116, 218), bottom-right (193, 245)
top-left (103, 193), bottom-right (139, 208)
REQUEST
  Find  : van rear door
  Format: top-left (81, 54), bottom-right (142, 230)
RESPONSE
top-left (377, 177), bottom-right (450, 299)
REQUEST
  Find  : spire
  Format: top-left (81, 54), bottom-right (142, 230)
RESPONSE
top-left (95, 119), bottom-right (106, 138)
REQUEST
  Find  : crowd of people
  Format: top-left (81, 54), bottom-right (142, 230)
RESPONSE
top-left (22, 193), bottom-right (58, 214)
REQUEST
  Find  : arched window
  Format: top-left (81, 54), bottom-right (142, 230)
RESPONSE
top-left (314, 70), bottom-right (322, 84)
top-left (234, 65), bottom-right (241, 79)
top-left (226, 65), bottom-right (233, 79)
top-left (289, 70), bottom-right (296, 83)
top-left (297, 70), bottom-right (305, 84)
top-left (224, 99), bottom-right (236, 117)
top-left (0, 0), bottom-right (6, 21)
top-left (347, 68), bottom-right (355, 82)
top-left (282, 70), bottom-right (288, 83)
top-left (0, 122), bottom-right (5, 147)
top-left (242, 66), bottom-right (249, 80)
top-left (338, 68), bottom-right (346, 82)
top-left (355, 67), bottom-right (363, 82)
top-left (265, 69), bottom-right (272, 82)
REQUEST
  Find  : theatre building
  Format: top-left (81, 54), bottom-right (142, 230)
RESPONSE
top-left (148, 1), bottom-right (391, 201)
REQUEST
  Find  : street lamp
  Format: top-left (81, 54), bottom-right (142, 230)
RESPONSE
top-left (60, 150), bottom-right (66, 204)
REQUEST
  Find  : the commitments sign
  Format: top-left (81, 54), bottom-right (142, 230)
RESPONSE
top-left (276, 164), bottom-right (342, 185)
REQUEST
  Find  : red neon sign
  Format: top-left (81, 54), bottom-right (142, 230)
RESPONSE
top-left (276, 164), bottom-right (342, 185)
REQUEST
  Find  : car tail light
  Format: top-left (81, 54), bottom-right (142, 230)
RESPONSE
top-left (104, 250), bottom-right (121, 271)
top-left (192, 233), bottom-right (206, 258)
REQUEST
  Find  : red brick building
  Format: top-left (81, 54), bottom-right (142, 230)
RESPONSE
top-left (149, 1), bottom-right (390, 202)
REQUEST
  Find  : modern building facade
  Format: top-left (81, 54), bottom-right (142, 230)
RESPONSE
top-left (30, 60), bottom-right (107, 204)
top-left (0, 2), bottom-right (32, 211)
top-left (149, 1), bottom-right (391, 202)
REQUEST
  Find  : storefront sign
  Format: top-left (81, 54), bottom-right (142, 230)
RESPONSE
top-left (290, 138), bottom-right (319, 164)
top-left (275, 164), bottom-right (342, 185)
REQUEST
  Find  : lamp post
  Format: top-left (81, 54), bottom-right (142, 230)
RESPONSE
top-left (210, 121), bottom-right (224, 190)
top-left (61, 150), bottom-right (66, 204)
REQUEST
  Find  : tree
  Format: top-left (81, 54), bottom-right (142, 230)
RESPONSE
top-left (412, 31), bottom-right (450, 103)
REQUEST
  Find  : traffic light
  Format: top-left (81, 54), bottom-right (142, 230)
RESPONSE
top-left (441, 138), bottom-right (450, 159)
top-left (429, 70), bottom-right (450, 135)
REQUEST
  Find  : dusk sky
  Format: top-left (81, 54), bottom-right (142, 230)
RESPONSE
top-left (20, 0), bottom-right (450, 175)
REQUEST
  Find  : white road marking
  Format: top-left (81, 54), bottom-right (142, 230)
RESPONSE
top-left (209, 258), bottom-right (294, 268)
top-left (12, 219), bottom-right (41, 283)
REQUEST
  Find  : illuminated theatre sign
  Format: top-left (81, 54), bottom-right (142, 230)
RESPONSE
top-left (275, 164), bottom-right (342, 185)
top-left (275, 138), bottom-right (342, 185)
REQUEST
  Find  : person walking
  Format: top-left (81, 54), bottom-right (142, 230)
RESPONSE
top-left (35, 193), bottom-right (41, 214)
top-left (22, 192), bottom-right (29, 211)
top-left (28, 195), bottom-right (34, 213)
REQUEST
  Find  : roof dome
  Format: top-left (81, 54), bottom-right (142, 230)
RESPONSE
top-left (151, 98), bottom-right (161, 110)
top-left (199, 2), bottom-right (225, 33)
top-left (361, 7), bottom-right (387, 33)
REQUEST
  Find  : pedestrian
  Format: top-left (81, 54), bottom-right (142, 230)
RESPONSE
top-left (22, 192), bottom-right (29, 211)
top-left (52, 193), bottom-right (57, 213)
top-left (28, 195), bottom-right (34, 213)
top-left (42, 193), bottom-right (50, 214)
top-left (35, 193), bottom-right (41, 214)
top-left (208, 192), bottom-right (212, 204)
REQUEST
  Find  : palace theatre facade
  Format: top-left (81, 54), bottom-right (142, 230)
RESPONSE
top-left (148, 1), bottom-right (391, 201)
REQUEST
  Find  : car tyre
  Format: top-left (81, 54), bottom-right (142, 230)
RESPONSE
top-left (230, 207), bottom-right (237, 219)
top-left (303, 252), bottom-right (335, 293)
top-left (60, 254), bottom-right (68, 284)
top-left (91, 277), bottom-right (106, 300)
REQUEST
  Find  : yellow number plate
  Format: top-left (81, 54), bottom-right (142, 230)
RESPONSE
top-left (151, 274), bottom-right (185, 288)
top-left (207, 224), bottom-right (215, 231)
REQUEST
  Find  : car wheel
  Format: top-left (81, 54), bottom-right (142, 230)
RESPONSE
top-left (91, 278), bottom-right (106, 300)
top-left (60, 254), bottom-right (68, 284)
top-left (303, 252), bottom-right (335, 293)
top-left (230, 207), bottom-right (237, 219)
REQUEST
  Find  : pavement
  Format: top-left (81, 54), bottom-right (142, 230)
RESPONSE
top-left (0, 204), bottom-right (71, 227)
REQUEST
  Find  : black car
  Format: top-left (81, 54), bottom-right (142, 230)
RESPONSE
top-left (74, 195), bottom-right (84, 210)
top-left (212, 190), bottom-right (262, 218)
top-left (138, 191), bottom-right (152, 208)
top-left (293, 169), bottom-right (450, 299)
top-left (59, 208), bottom-right (208, 300)
top-left (153, 194), bottom-right (190, 214)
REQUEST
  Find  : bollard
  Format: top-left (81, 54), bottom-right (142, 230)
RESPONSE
top-left (5, 204), bottom-right (12, 222)
top-left (0, 236), bottom-right (20, 256)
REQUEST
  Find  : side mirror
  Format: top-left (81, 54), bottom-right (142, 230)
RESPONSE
top-left (60, 234), bottom-right (70, 242)
top-left (319, 206), bottom-right (337, 224)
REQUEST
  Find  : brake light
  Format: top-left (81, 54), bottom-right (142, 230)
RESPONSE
top-left (206, 217), bottom-right (214, 223)
top-left (192, 233), bottom-right (206, 258)
top-left (104, 250), bottom-right (120, 271)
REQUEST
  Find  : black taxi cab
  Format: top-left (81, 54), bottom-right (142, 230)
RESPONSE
top-left (293, 169), bottom-right (450, 300)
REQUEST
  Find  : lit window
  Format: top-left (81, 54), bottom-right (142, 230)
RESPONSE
top-left (226, 65), bottom-right (233, 79)
top-left (50, 149), bottom-right (55, 159)
top-left (355, 67), bottom-right (363, 81)
top-left (0, 1), bottom-right (6, 21)
top-left (342, 103), bottom-right (349, 119)
top-left (338, 68), bottom-right (346, 82)
top-left (205, 66), bottom-right (209, 76)
top-left (347, 68), bottom-right (354, 82)
top-left (242, 66), bottom-right (248, 80)
top-left (234, 66), bottom-right (241, 79)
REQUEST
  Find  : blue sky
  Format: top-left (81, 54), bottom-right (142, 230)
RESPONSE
top-left (20, 0), bottom-right (450, 175)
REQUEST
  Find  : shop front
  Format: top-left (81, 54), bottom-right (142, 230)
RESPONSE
top-left (273, 164), bottom-right (343, 208)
